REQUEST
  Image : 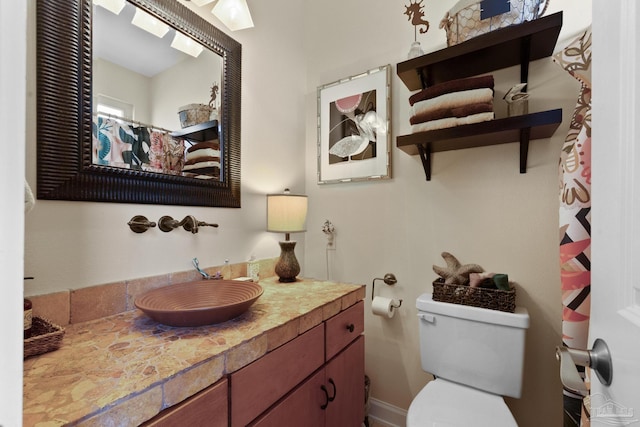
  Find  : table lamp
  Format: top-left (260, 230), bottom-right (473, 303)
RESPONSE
top-left (267, 189), bottom-right (308, 282)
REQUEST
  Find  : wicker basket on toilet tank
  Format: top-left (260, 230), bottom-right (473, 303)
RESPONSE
top-left (432, 278), bottom-right (516, 313)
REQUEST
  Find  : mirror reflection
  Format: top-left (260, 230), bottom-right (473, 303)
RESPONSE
top-left (92, 2), bottom-right (223, 180)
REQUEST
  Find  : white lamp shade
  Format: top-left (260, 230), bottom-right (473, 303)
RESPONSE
top-left (93, 0), bottom-right (126, 15)
top-left (212, 0), bottom-right (254, 31)
top-left (267, 193), bottom-right (308, 234)
top-left (171, 32), bottom-right (204, 58)
top-left (131, 7), bottom-right (170, 38)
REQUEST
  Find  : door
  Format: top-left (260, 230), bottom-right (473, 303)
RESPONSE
top-left (590, 1), bottom-right (640, 425)
top-left (0, 2), bottom-right (27, 426)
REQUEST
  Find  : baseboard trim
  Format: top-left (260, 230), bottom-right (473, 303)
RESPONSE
top-left (368, 397), bottom-right (407, 427)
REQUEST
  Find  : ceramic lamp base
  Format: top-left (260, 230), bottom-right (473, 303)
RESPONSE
top-left (275, 241), bottom-right (300, 283)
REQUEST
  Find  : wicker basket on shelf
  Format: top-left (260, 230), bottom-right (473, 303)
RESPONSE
top-left (24, 317), bottom-right (65, 358)
top-left (432, 278), bottom-right (516, 313)
top-left (177, 103), bottom-right (213, 128)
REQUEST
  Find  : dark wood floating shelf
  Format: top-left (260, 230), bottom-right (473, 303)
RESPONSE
top-left (395, 12), bottom-right (564, 181)
top-left (397, 109), bottom-right (562, 180)
top-left (397, 12), bottom-right (563, 90)
top-left (172, 120), bottom-right (219, 142)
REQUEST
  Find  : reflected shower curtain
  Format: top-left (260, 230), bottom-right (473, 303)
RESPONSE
top-left (553, 27), bottom-right (592, 427)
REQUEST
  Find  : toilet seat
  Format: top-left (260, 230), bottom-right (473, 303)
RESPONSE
top-left (407, 379), bottom-right (518, 427)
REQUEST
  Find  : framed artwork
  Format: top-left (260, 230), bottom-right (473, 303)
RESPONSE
top-left (317, 65), bottom-right (391, 184)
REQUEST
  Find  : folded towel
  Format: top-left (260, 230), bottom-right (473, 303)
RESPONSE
top-left (185, 156), bottom-right (220, 167)
top-left (186, 141), bottom-right (219, 152)
top-left (186, 147), bottom-right (220, 162)
top-left (409, 75), bottom-right (494, 106)
top-left (411, 112), bottom-right (494, 133)
top-left (410, 101), bottom-right (493, 125)
top-left (183, 160), bottom-right (221, 178)
top-left (183, 160), bottom-right (221, 171)
top-left (411, 88), bottom-right (494, 119)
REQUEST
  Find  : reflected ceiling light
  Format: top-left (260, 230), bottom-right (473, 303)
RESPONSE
top-left (171, 32), bottom-right (204, 58)
top-left (93, 0), bottom-right (126, 15)
top-left (190, 0), bottom-right (215, 6)
top-left (212, 0), bottom-right (254, 31)
top-left (131, 7), bottom-right (170, 38)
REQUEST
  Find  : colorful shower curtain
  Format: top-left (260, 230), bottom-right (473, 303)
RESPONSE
top-left (553, 27), bottom-right (592, 427)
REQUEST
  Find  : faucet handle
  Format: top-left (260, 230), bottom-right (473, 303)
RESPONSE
top-left (197, 221), bottom-right (219, 228)
top-left (181, 215), bottom-right (199, 234)
top-left (128, 215), bottom-right (157, 233)
top-left (158, 215), bottom-right (179, 232)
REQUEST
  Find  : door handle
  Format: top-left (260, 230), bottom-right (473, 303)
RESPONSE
top-left (556, 338), bottom-right (613, 394)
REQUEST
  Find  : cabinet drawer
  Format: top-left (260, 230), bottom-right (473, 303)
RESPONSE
top-left (230, 324), bottom-right (325, 427)
top-left (325, 301), bottom-right (364, 360)
top-left (142, 378), bottom-right (228, 427)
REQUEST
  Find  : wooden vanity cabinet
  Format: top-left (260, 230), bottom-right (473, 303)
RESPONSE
top-left (233, 301), bottom-right (365, 427)
top-left (143, 299), bottom-right (364, 427)
top-left (141, 378), bottom-right (228, 427)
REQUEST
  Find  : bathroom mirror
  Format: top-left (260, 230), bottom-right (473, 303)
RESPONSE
top-left (36, 0), bottom-right (241, 207)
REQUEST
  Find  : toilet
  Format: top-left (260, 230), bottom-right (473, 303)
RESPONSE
top-left (407, 293), bottom-right (530, 426)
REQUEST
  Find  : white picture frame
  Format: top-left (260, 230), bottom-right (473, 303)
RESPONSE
top-left (317, 65), bottom-right (391, 184)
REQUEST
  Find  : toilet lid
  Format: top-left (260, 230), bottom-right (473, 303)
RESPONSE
top-left (407, 379), bottom-right (518, 427)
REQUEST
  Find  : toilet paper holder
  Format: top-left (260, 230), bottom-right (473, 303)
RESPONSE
top-left (372, 273), bottom-right (402, 308)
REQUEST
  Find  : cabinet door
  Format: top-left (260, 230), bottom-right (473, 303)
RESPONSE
top-left (250, 369), bottom-right (326, 427)
top-left (325, 336), bottom-right (365, 427)
top-left (230, 324), bottom-right (325, 426)
top-left (142, 378), bottom-right (228, 427)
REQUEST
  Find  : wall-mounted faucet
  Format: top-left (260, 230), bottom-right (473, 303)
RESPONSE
top-left (127, 215), bottom-right (157, 233)
top-left (158, 215), bottom-right (219, 234)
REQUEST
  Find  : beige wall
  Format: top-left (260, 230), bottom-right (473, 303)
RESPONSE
top-left (22, 0), bottom-right (591, 426)
top-left (93, 58), bottom-right (152, 122)
top-left (301, 1), bottom-right (591, 426)
top-left (151, 51), bottom-right (222, 130)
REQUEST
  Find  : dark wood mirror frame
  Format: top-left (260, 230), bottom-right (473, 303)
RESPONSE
top-left (36, 0), bottom-right (241, 207)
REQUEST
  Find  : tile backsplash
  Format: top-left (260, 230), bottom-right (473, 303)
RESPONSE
top-left (27, 258), bottom-right (277, 327)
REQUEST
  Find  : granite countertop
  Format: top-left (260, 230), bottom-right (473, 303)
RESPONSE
top-left (23, 277), bottom-right (365, 427)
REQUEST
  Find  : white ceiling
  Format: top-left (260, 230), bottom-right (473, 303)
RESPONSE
top-left (93, 2), bottom-right (187, 77)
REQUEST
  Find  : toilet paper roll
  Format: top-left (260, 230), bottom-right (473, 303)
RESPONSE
top-left (372, 296), bottom-right (398, 318)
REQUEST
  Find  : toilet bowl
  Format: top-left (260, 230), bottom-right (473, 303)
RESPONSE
top-left (407, 379), bottom-right (517, 427)
top-left (408, 293), bottom-right (529, 426)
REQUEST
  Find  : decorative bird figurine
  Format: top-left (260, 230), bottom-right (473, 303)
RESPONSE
top-left (433, 252), bottom-right (484, 285)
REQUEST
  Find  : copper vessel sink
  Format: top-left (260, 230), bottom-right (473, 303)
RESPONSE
top-left (134, 280), bottom-right (263, 327)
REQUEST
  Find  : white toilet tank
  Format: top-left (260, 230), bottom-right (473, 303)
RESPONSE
top-left (416, 293), bottom-right (530, 398)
